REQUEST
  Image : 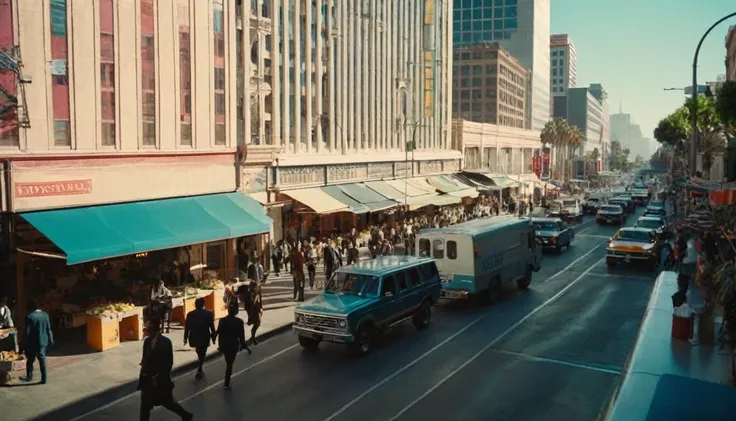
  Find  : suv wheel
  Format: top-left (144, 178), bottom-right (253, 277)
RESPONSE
top-left (298, 336), bottom-right (321, 350)
top-left (412, 300), bottom-right (432, 329)
top-left (349, 325), bottom-right (373, 356)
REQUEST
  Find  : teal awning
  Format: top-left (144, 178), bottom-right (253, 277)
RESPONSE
top-left (321, 186), bottom-right (370, 214)
top-left (339, 183), bottom-right (398, 211)
top-left (21, 192), bottom-right (271, 265)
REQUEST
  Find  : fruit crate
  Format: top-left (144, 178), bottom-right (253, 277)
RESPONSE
top-left (0, 358), bottom-right (26, 372)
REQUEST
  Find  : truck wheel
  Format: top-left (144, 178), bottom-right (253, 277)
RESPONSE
top-left (487, 279), bottom-right (502, 304)
top-left (348, 325), bottom-right (373, 356)
top-left (412, 300), bottom-right (432, 329)
top-left (298, 336), bottom-right (320, 350)
top-left (516, 268), bottom-right (532, 290)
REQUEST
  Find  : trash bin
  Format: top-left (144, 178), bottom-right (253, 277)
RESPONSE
top-left (671, 314), bottom-right (693, 341)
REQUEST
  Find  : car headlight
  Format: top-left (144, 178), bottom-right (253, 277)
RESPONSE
top-left (607, 249), bottom-right (614, 255)
top-left (338, 319), bottom-right (347, 328)
top-left (295, 313), bottom-right (305, 325)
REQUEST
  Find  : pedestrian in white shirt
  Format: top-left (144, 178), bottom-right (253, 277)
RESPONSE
top-left (0, 296), bottom-right (13, 328)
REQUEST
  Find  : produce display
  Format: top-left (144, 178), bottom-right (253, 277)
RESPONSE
top-left (0, 351), bottom-right (23, 362)
top-left (87, 302), bottom-right (136, 316)
top-left (170, 285), bottom-right (198, 297)
top-left (196, 278), bottom-right (224, 290)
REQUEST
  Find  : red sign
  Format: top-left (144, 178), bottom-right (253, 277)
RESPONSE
top-left (15, 179), bottom-right (93, 198)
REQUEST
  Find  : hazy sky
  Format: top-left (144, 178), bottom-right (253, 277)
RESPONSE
top-left (551, 0), bottom-right (735, 141)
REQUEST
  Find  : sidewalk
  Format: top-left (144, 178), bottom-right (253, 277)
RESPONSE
top-left (0, 279), bottom-right (315, 421)
top-left (605, 271), bottom-right (736, 421)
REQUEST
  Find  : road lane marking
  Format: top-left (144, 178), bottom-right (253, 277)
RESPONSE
top-left (69, 340), bottom-right (298, 421)
top-left (179, 344), bottom-right (299, 403)
top-left (540, 243), bottom-right (603, 284)
top-left (488, 348), bottom-right (621, 375)
top-left (322, 249), bottom-right (602, 421)
top-left (385, 257), bottom-right (606, 421)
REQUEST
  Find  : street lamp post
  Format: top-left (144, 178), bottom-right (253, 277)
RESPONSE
top-left (690, 12), bottom-right (736, 174)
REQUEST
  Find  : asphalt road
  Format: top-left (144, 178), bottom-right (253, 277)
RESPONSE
top-left (69, 208), bottom-right (657, 421)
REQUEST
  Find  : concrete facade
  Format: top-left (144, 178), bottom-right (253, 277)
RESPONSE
top-left (452, 119), bottom-right (541, 175)
top-left (452, 0), bottom-right (550, 132)
top-left (239, 0), bottom-right (458, 195)
top-left (549, 34), bottom-right (576, 97)
top-left (727, 25), bottom-right (736, 81)
top-left (0, 0), bottom-right (240, 212)
top-left (588, 83), bottom-right (610, 168)
top-left (452, 43), bottom-right (528, 129)
top-left (553, 87), bottom-right (604, 156)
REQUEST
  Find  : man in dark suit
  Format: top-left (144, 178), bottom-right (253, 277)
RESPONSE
top-left (214, 304), bottom-right (251, 390)
top-left (138, 318), bottom-right (193, 421)
top-left (20, 300), bottom-right (53, 384)
top-left (183, 298), bottom-right (215, 380)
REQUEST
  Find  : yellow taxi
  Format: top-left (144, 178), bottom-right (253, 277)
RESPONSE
top-left (606, 227), bottom-right (661, 268)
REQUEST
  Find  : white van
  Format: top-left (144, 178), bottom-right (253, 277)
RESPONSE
top-left (416, 216), bottom-right (541, 303)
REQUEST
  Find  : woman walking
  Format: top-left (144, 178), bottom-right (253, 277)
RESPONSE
top-left (247, 282), bottom-right (263, 345)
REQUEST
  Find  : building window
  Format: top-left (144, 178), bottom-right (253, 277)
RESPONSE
top-left (178, 0), bottom-right (192, 146)
top-left (50, 0), bottom-right (71, 147)
top-left (140, 0), bottom-right (156, 146)
top-left (99, 0), bottom-right (115, 147)
top-left (213, 0), bottom-right (226, 146)
top-left (0, 0), bottom-right (18, 146)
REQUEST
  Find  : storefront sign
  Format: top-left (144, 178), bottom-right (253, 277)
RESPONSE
top-left (420, 160), bottom-right (443, 174)
top-left (278, 166), bottom-right (324, 188)
top-left (328, 164), bottom-right (368, 183)
top-left (15, 179), bottom-right (93, 198)
top-left (10, 154), bottom-right (236, 212)
top-left (367, 163), bottom-right (394, 179)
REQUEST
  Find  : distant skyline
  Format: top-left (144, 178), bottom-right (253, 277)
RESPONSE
top-left (551, 0), bottom-right (735, 146)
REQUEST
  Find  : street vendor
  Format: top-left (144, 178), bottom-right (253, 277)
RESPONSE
top-left (0, 296), bottom-right (12, 328)
top-left (150, 280), bottom-right (173, 333)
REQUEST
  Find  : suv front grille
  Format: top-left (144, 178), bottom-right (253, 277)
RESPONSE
top-left (303, 314), bottom-right (339, 330)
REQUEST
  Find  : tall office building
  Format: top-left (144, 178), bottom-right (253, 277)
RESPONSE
top-left (549, 34), bottom-right (577, 96)
top-left (453, 0), bottom-right (551, 131)
top-left (452, 43), bottom-right (529, 129)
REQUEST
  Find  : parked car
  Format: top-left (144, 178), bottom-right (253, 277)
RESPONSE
top-left (644, 200), bottom-right (667, 217)
top-left (596, 204), bottom-right (625, 225)
top-left (532, 218), bottom-right (575, 253)
top-left (293, 256), bottom-right (441, 356)
top-left (635, 215), bottom-right (667, 237)
top-left (606, 227), bottom-right (661, 268)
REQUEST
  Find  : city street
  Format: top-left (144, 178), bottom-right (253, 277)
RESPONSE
top-left (66, 209), bottom-right (656, 421)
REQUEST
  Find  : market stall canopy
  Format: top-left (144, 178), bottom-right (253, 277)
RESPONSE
top-left (406, 177), bottom-right (441, 194)
top-left (20, 192), bottom-right (272, 265)
top-left (457, 172), bottom-right (502, 191)
top-left (282, 188), bottom-right (350, 214)
top-left (406, 193), bottom-right (462, 210)
top-left (321, 186), bottom-right (370, 214)
top-left (385, 179), bottom-right (429, 197)
top-left (364, 181), bottom-right (408, 202)
top-left (427, 175), bottom-right (479, 198)
top-left (338, 183), bottom-right (397, 211)
top-left (487, 174), bottom-right (520, 188)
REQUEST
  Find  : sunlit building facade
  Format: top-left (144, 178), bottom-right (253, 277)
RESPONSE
top-left (452, 0), bottom-right (551, 131)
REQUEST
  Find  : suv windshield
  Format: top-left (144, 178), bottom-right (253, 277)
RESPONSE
top-left (563, 200), bottom-right (577, 207)
top-left (649, 201), bottom-right (664, 208)
top-left (636, 220), bottom-right (662, 230)
top-left (587, 198), bottom-right (600, 203)
top-left (601, 205), bottom-right (620, 212)
top-left (533, 222), bottom-right (557, 231)
top-left (325, 272), bottom-right (380, 296)
top-left (614, 230), bottom-right (654, 243)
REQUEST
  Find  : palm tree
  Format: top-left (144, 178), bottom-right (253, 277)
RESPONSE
top-left (540, 118), bottom-right (566, 178)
